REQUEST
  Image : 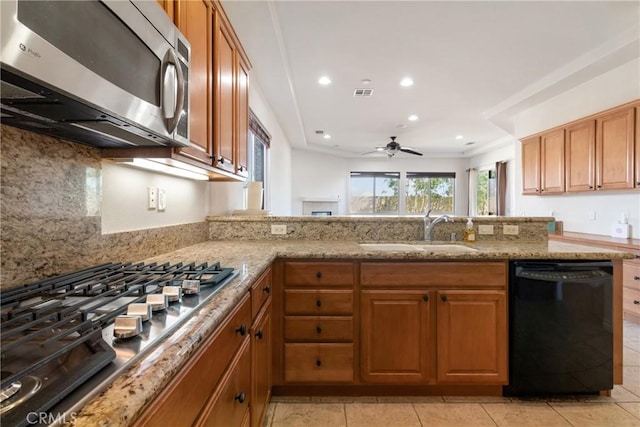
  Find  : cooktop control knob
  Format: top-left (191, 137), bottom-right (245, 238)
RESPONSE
top-left (127, 303), bottom-right (152, 322)
top-left (162, 285), bottom-right (182, 302)
top-left (114, 315), bottom-right (143, 339)
top-left (181, 279), bottom-right (201, 295)
top-left (146, 294), bottom-right (168, 312)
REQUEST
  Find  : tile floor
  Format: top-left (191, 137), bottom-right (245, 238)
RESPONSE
top-left (263, 320), bottom-right (640, 427)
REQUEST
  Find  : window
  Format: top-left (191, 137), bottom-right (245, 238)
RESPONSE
top-left (247, 110), bottom-right (270, 209)
top-left (349, 172), bottom-right (400, 214)
top-left (476, 168), bottom-right (496, 215)
top-left (406, 172), bottom-right (455, 214)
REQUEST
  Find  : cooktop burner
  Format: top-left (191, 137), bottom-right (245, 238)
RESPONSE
top-left (1, 261), bottom-right (237, 427)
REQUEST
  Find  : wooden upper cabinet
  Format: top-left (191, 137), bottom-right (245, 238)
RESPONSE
top-left (596, 107), bottom-right (635, 190)
top-left (540, 129), bottom-right (565, 193)
top-left (156, 0), bottom-right (175, 20)
top-left (521, 136), bottom-right (540, 194)
top-left (215, 18), bottom-right (237, 174)
top-left (175, 0), bottom-right (214, 164)
top-left (565, 120), bottom-right (596, 192)
top-left (236, 58), bottom-right (249, 177)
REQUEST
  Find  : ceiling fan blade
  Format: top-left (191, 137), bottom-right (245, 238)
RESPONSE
top-left (400, 147), bottom-right (423, 156)
top-left (361, 149), bottom-right (386, 156)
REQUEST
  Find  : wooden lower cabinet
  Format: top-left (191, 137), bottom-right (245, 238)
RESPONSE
top-left (196, 337), bottom-right (252, 426)
top-left (436, 290), bottom-right (508, 384)
top-left (360, 290), bottom-right (431, 383)
top-left (250, 300), bottom-right (271, 427)
top-left (284, 343), bottom-right (354, 383)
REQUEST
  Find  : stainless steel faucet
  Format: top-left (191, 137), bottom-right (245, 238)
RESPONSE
top-left (424, 209), bottom-right (452, 241)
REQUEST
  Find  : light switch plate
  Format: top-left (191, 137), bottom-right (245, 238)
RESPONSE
top-left (503, 224), bottom-right (519, 235)
top-left (478, 225), bottom-right (494, 235)
top-left (148, 187), bottom-right (157, 209)
top-left (157, 188), bottom-right (166, 211)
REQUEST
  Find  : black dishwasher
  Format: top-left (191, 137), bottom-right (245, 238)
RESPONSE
top-left (504, 261), bottom-right (613, 396)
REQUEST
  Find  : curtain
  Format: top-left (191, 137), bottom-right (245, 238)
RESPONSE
top-left (468, 168), bottom-right (478, 216)
top-left (496, 161), bottom-right (507, 216)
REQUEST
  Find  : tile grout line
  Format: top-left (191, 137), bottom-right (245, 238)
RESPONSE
top-left (410, 402), bottom-right (424, 427)
top-left (343, 402), bottom-right (348, 427)
top-left (478, 403), bottom-right (499, 426)
top-left (615, 402), bottom-right (640, 420)
top-left (544, 401), bottom-right (577, 427)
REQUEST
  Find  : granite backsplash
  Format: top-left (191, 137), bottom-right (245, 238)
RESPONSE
top-left (0, 125), bottom-right (208, 289)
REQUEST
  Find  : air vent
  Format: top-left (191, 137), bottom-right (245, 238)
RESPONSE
top-left (353, 88), bottom-right (374, 97)
top-left (315, 130), bottom-right (324, 134)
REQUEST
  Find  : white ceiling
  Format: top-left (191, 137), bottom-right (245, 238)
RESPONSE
top-left (221, 0), bottom-right (640, 158)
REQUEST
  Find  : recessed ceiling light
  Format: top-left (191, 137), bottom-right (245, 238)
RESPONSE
top-left (408, 115), bottom-right (418, 121)
top-left (323, 134), bottom-right (331, 139)
top-left (318, 76), bottom-right (331, 85)
top-left (456, 135), bottom-right (464, 140)
top-left (376, 147), bottom-right (385, 152)
top-left (400, 77), bottom-right (414, 87)
top-left (361, 79), bottom-right (372, 85)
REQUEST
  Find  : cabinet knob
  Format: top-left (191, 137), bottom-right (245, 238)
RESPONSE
top-left (596, 184), bottom-right (602, 189)
top-left (234, 392), bottom-right (246, 403)
top-left (441, 295), bottom-right (448, 302)
top-left (588, 185), bottom-right (594, 189)
top-left (316, 271), bottom-right (322, 279)
top-left (235, 324), bottom-right (247, 336)
top-left (239, 166), bottom-right (245, 172)
top-left (316, 299), bottom-right (322, 307)
top-left (316, 326), bottom-right (322, 334)
top-left (263, 284), bottom-right (271, 294)
top-left (256, 330), bottom-right (263, 339)
top-left (540, 189), bottom-right (544, 192)
top-left (218, 157), bottom-right (225, 164)
top-left (423, 295), bottom-right (429, 302)
top-left (634, 276), bottom-right (640, 281)
top-left (634, 300), bottom-right (640, 305)
top-left (316, 359), bottom-right (322, 367)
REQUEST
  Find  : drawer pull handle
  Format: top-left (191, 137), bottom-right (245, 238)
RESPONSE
top-left (316, 359), bottom-right (322, 367)
top-left (316, 299), bottom-right (322, 307)
top-left (234, 392), bottom-right (246, 403)
top-left (423, 295), bottom-right (429, 302)
top-left (263, 285), bottom-right (271, 294)
top-left (636, 254), bottom-right (640, 259)
top-left (316, 271), bottom-right (322, 279)
top-left (235, 324), bottom-right (247, 336)
top-left (256, 330), bottom-right (263, 339)
top-left (316, 326), bottom-right (322, 334)
top-left (634, 300), bottom-right (640, 305)
top-left (634, 276), bottom-right (640, 281)
top-left (441, 295), bottom-right (448, 302)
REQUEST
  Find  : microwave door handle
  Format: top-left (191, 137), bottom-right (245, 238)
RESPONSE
top-left (161, 48), bottom-right (185, 134)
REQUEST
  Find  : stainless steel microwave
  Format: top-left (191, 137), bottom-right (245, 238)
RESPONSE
top-left (0, 0), bottom-right (190, 148)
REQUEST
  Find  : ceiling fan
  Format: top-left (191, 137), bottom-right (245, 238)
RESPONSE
top-left (363, 136), bottom-right (423, 157)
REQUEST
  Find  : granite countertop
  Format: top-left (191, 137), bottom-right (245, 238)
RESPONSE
top-left (70, 239), bottom-right (633, 426)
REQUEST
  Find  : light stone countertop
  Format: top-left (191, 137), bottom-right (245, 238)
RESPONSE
top-left (69, 239), bottom-right (632, 426)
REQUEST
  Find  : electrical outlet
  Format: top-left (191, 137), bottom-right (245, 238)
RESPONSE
top-left (478, 224), bottom-right (494, 235)
top-left (157, 188), bottom-right (166, 211)
top-left (503, 224), bottom-right (519, 235)
top-left (271, 224), bottom-right (287, 235)
top-left (148, 187), bottom-right (157, 209)
top-left (588, 211), bottom-right (596, 220)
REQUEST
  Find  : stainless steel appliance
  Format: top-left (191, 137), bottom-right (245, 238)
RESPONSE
top-left (505, 261), bottom-right (613, 396)
top-left (1, 261), bottom-right (237, 427)
top-left (0, 0), bottom-right (190, 148)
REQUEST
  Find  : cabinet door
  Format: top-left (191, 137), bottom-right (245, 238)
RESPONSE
top-left (236, 57), bottom-right (249, 177)
top-left (251, 303), bottom-right (271, 427)
top-left (360, 290), bottom-right (431, 383)
top-left (196, 337), bottom-right (252, 427)
top-left (565, 120), bottom-right (596, 192)
top-left (436, 290), bottom-right (507, 384)
top-left (215, 18), bottom-right (237, 174)
top-left (156, 0), bottom-right (174, 20)
top-left (596, 107), bottom-right (635, 190)
top-left (540, 129), bottom-right (565, 193)
top-left (521, 137), bottom-right (540, 194)
top-left (175, 0), bottom-right (214, 164)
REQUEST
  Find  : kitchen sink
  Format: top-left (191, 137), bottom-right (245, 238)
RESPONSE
top-left (359, 243), bottom-right (478, 253)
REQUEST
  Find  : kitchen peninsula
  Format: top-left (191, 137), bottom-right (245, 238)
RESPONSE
top-left (64, 216), bottom-right (632, 427)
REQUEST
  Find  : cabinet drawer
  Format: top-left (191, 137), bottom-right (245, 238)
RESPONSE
top-left (623, 261), bottom-right (640, 291)
top-left (284, 261), bottom-right (354, 286)
top-left (196, 337), bottom-right (251, 427)
top-left (361, 262), bottom-right (507, 287)
top-left (284, 290), bottom-right (353, 315)
top-left (284, 343), bottom-right (354, 383)
top-left (251, 267), bottom-right (272, 319)
top-left (284, 316), bottom-right (353, 342)
top-left (624, 288), bottom-right (640, 317)
top-left (136, 294), bottom-right (251, 426)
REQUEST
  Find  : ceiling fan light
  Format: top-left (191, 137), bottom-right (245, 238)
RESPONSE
top-left (318, 76), bottom-right (331, 85)
top-left (400, 77), bottom-right (414, 87)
